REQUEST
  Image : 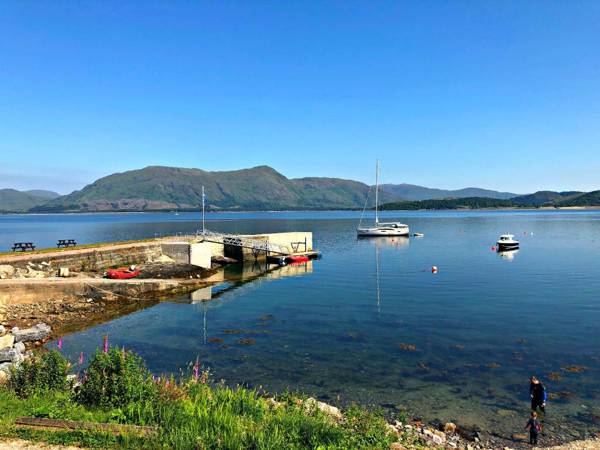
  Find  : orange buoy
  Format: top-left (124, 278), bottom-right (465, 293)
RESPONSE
top-left (431, 265), bottom-right (438, 273)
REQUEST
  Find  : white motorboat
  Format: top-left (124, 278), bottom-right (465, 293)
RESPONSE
top-left (496, 234), bottom-right (519, 251)
top-left (357, 160), bottom-right (409, 237)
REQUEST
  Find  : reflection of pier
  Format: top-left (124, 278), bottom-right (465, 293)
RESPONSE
top-left (187, 260), bottom-right (314, 304)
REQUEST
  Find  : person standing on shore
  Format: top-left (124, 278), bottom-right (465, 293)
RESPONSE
top-left (529, 376), bottom-right (547, 414)
top-left (525, 411), bottom-right (542, 445)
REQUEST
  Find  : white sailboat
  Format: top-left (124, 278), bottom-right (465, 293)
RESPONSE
top-left (357, 160), bottom-right (410, 237)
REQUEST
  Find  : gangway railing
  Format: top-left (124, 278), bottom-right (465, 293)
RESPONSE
top-left (199, 230), bottom-right (291, 257)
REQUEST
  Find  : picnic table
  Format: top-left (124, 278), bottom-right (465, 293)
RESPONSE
top-left (12, 242), bottom-right (36, 252)
top-left (57, 239), bottom-right (77, 248)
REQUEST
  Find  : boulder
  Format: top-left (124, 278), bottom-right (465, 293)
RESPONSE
top-left (14, 342), bottom-right (25, 354)
top-left (0, 325), bottom-right (5, 335)
top-left (12, 323), bottom-right (51, 342)
top-left (387, 424), bottom-right (400, 436)
top-left (58, 267), bottom-right (70, 277)
top-left (0, 264), bottom-right (15, 279)
top-left (389, 443), bottom-right (407, 450)
top-left (304, 397), bottom-right (343, 421)
top-left (25, 267), bottom-right (46, 278)
top-left (511, 433), bottom-right (528, 442)
top-left (445, 422), bottom-right (457, 434)
top-left (0, 362), bottom-right (12, 383)
top-left (0, 334), bottom-right (15, 350)
top-left (0, 348), bottom-right (22, 363)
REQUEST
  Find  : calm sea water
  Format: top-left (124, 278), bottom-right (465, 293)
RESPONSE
top-left (3, 210), bottom-right (600, 439)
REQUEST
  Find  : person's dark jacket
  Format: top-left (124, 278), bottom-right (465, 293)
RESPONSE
top-left (530, 382), bottom-right (547, 404)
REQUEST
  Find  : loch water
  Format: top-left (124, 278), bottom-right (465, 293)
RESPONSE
top-left (3, 210), bottom-right (600, 439)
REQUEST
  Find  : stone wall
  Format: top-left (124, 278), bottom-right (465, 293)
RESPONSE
top-left (0, 243), bottom-right (163, 272)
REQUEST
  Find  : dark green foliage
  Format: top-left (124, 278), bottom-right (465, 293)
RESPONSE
top-left (379, 197), bottom-right (516, 210)
top-left (76, 348), bottom-right (158, 409)
top-left (1, 348), bottom-right (396, 448)
top-left (379, 190), bottom-right (597, 210)
top-left (557, 190), bottom-right (600, 206)
top-left (8, 350), bottom-right (69, 398)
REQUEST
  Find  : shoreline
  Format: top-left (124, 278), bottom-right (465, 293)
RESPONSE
top-left (2, 206), bottom-right (600, 215)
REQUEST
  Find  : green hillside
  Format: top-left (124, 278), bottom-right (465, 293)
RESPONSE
top-left (379, 183), bottom-right (518, 201)
top-left (0, 189), bottom-right (59, 212)
top-left (32, 165), bottom-right (397, 212)
top-left (379, 197), bottom-right (515, 210)
top-left (557, 190), bottom-right (600, 206)
top-left (379, 191), bottom-right (599, 210)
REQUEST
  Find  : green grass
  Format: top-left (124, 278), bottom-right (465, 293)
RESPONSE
top-left (0, 237), bottom-right (159, 258)
top-left (0, 383), bottom-right (397, 449)
top-left (0, 349), bottom-right (399, 449)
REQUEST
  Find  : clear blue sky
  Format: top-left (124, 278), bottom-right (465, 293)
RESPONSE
top-left (1, 1), bottom-right (599, 194)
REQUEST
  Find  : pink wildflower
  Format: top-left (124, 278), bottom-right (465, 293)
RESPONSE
top-left (194, 358), bottom-right (200, 382)
top-left (103, 335), bottom-right (109, 353)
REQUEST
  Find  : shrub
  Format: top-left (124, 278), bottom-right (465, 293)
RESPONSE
top-left (76, 347), bottom-right (158, 409)
top-left (8, 350), bottom-right (69, 398)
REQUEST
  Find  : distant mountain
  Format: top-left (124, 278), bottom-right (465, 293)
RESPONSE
top-left (379, 183), bottom-right (518, 201)
top-left (557, 190), bottom-right (600, 207)
top-left (513, 191), bottom-right (583, 206)
top-left (379, 197), bottom-right (514, 210)
top-left (7, 165), bottom-right (599, 213)
top-left (31, 165), bottom-right (398, 212)
top-left (0, 189), bottom-right (60, 212)
top-left (379, 190), bottom-right (597, 210)
top-left (24, 189), bottom-right (61, 200)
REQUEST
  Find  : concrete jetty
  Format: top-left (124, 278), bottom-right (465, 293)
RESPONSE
top-left (0, 231), bottom-right (315, 272)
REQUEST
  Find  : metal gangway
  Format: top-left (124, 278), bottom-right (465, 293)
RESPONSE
top-left (199, 230), bottom-right (292, 258)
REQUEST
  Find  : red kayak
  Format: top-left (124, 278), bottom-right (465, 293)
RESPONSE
top-left (106, 268), bottom-right (141, 280)
top-left (285, 255), bottom-right (310, 264)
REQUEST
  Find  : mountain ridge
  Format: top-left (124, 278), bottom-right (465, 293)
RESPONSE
top-left (0, 189), bottom-right (62, 212)
top-left (29, 165), bottom-right (398, 212)
top-left (1, 165), bottom-right (597, 212)
top-left (378, 183), bottom-right (519, 201)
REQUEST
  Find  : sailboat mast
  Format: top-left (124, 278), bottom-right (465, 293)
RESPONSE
top-left (201, 186), bottom-right (206, 235)
top-left (375, 159), bottom-right (379, 225)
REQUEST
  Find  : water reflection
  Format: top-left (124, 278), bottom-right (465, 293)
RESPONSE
top-left (498, 249), bottom-right (519, 261)
top-left (358, 236), bottom-right (410, 248)
top-left (186, 260), bottom-right (314, 304)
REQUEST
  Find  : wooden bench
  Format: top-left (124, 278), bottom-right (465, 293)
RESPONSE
top-left (15, 416), bottom-right (156, 436)
top-left (57, 239), bottom-right (77, 248)
top-left (12, 242), bottom-right (35, 252)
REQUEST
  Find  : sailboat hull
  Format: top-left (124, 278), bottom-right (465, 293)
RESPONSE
top-left (357, 226), bottom-right (409, 237)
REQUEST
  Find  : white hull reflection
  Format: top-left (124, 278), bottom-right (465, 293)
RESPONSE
top-left (498, 249), bottom-right (519, 261)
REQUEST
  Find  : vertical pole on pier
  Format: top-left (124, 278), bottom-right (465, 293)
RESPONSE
top-left (201, 186), bottom-right (206, 235)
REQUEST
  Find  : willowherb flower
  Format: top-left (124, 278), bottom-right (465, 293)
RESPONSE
top-left (103, 335), bottom-right (109, 353)
top-left (78, 352), bottom-right (84, 365)
top-left (194, 358), bottom-right (200, 382)
top-left (57, 338), bottom-right (63, 350)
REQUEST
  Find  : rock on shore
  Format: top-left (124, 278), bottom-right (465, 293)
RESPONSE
top-left (0, 323), bottom-right (47, 382)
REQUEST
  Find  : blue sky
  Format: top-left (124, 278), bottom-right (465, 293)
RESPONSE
top-left (1, 1), bottom-right (599, 194)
